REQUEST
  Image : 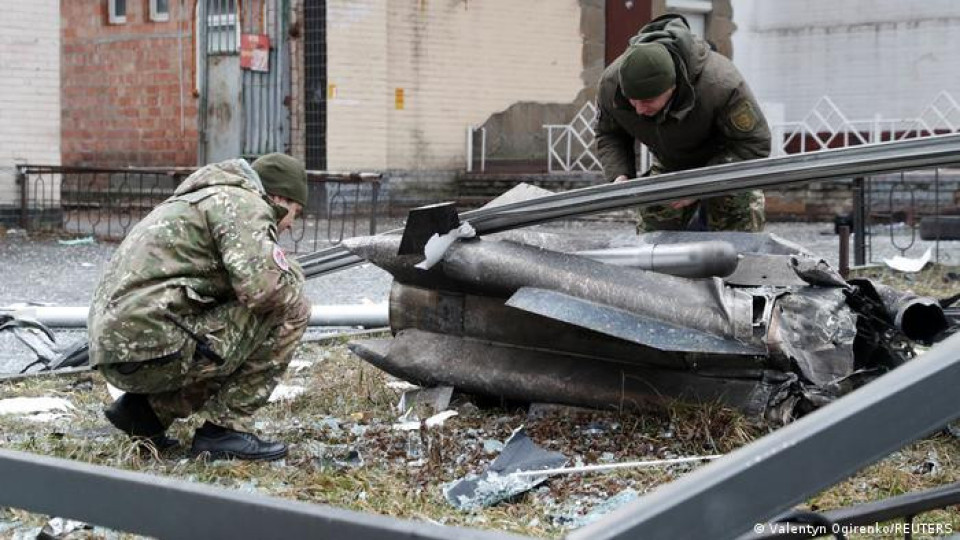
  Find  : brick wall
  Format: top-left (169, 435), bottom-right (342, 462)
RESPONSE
top-left (61, 0), bottom-right (198, 167)
top-left (0, 0), bottom-right (60, 206)
top-left (325, 0), bottom-right (587, 172)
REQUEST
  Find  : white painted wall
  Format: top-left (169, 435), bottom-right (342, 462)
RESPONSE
top-left (326, 0), bottom-right (585, 170)
top-left (732, 0), bottom-right (960, 123)
top-left (0, 1), bottom-right (60, 206)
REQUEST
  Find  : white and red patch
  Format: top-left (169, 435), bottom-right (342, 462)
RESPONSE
top-left (272, 244), bottom-right (290, 271)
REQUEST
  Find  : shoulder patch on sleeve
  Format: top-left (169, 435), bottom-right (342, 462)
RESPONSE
top-left (729, 100), bottom-right (759, 133)
top-left (272, 244), bottom-right (290, 272)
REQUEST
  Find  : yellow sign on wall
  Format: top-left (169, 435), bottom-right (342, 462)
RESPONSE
top-left (395, 88), bottom-right (405, 110)
top-left (328, 84), bottom-right (337, 100)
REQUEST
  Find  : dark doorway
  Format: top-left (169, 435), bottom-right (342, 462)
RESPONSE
top-left (605, 0), bottom-right (653, 65)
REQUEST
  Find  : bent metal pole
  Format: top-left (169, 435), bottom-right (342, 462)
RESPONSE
top-left (297, 133), bottom-right (960, 278)
top-left (1, 304), bottom-right (389, 329)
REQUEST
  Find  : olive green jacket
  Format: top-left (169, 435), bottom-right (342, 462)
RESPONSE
top-left (595, 14), bottom-right (771, 181)
top-left (88, 159), bottom-right (305, 366)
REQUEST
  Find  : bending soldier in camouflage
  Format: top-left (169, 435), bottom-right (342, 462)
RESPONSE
top-left (88, 153), bottom-right (311, 461)
top-left (595, 14), bottom-right (770, 232)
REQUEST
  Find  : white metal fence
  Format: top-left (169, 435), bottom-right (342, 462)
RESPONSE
top-left (545, 102), bottom-right (606, 173)
top-left (544, 92), bottom-right (960, 174)
top-left (779, 91), bottom-right (960, 154)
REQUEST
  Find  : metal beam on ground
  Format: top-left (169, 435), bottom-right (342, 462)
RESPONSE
top-left (569, 333), bottom-right (960, 540)
top-left (0, 304), bottom-right (389, 328)
top-left (0, 448), bottom-right (524, 540)
top-left (297, 133), bottom-right (960, 278)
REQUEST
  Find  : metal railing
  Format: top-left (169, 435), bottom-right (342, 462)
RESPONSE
top-left (771, 92), bottom-right (960, 265)
top-left (13, 165), bottom-right (383, 254)
top-left (545, 93), bottom-right (958, 176)
top-left (545, 102), bottom-right (653, 173)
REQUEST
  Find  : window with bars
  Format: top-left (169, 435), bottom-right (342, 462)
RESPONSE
top-left (206, 0), bottom-right (240, 54)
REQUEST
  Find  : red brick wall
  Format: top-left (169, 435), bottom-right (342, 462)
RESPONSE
top-left (61, 0), bottom-right (199, 167)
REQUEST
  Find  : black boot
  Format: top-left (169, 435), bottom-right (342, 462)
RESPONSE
top-left (104, 393), bottom-right (179, 450)
top-left (191, 422), bottom-right (288, 461)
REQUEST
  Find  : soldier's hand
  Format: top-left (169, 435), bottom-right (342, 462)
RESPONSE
top-left (613, 175), bottom-right (629, 183)
top-left (670, 198), bottom-right (695, 209)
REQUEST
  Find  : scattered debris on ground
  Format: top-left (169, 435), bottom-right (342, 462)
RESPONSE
top-left (1, 336), bottom-right (959, 538)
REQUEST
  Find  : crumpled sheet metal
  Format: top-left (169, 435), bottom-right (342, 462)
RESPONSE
top-left (768, 287), bottom-right (857, 387)
top-left (443, 427), bottom-right (567, 510)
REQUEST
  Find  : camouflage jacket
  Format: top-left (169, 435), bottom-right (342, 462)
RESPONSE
top-left (595, 14), bottom-right (771, 181)
top-left (88, 159), bottom-right (305, 366)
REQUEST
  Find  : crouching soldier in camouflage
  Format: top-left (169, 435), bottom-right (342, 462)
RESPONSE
top-left (595, 14), bottom-right (770, 232)
top-left (89, 153), bottom-right (311, 461)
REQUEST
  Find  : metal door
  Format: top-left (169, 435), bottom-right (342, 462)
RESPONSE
top-left (605, 0), bottom-right (653, 65)
top-left (197, 0), bottom-right (289, 163)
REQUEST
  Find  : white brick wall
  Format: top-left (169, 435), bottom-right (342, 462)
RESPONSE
top-left (732, 0), bottom-right (960, 123)
top-left (0, 0), bottom-right (60, 206)
top-left (327, 0), bottom-right (390, 170)
top-left (326, 0), bottom-right (585, 170)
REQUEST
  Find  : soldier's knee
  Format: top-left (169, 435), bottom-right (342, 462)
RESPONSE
top-left (286, 294), bottom-right (311, 328)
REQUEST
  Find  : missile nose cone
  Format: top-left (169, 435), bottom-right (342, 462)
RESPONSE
top-left (703, 241), bottom-right (740, 277)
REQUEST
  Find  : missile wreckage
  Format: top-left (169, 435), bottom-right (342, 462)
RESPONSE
top-left (344, 190), bottom-right (949, 423)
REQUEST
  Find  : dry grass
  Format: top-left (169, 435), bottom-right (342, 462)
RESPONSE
top-left (848, 262), bottom-right (960, 299)
top-left (2, 265), bottom-right (960, 538)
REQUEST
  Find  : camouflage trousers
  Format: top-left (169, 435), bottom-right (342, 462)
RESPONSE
top-left (99, 299), bottom-right (310, 432)
top-left (636, 190), bottom-right (766, 233)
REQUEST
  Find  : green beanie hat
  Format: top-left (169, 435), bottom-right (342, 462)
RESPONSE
top-left (618, 42), bottom-right (676, 100)
top-left (252, 153), bottom-right (308, 207)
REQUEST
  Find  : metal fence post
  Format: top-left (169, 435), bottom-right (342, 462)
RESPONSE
top-left (838, 225), bottom-right (850, 277)
top-left (853, 176), bottom-right (866, 266)
top-left (369, 180), bottom-right (380, 235)
top-left (16, 165), bottom-right (28, 229)
top-left (480, 127), bottom-right (486, 173)
top-left (466, 126), bottom-right (473, 172)
top-left (546, 127), bottom-right (554, 173)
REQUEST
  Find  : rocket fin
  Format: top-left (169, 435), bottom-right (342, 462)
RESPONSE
top-left (506, 287), bottom-right (766, 356)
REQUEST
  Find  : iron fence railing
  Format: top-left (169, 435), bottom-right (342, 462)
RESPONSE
top-left (14, 165), bottom-right (383, 254)
top-left (859, 168), bottom-right (960, 265)
top-left (544, 102), bottom-right (652, 174)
